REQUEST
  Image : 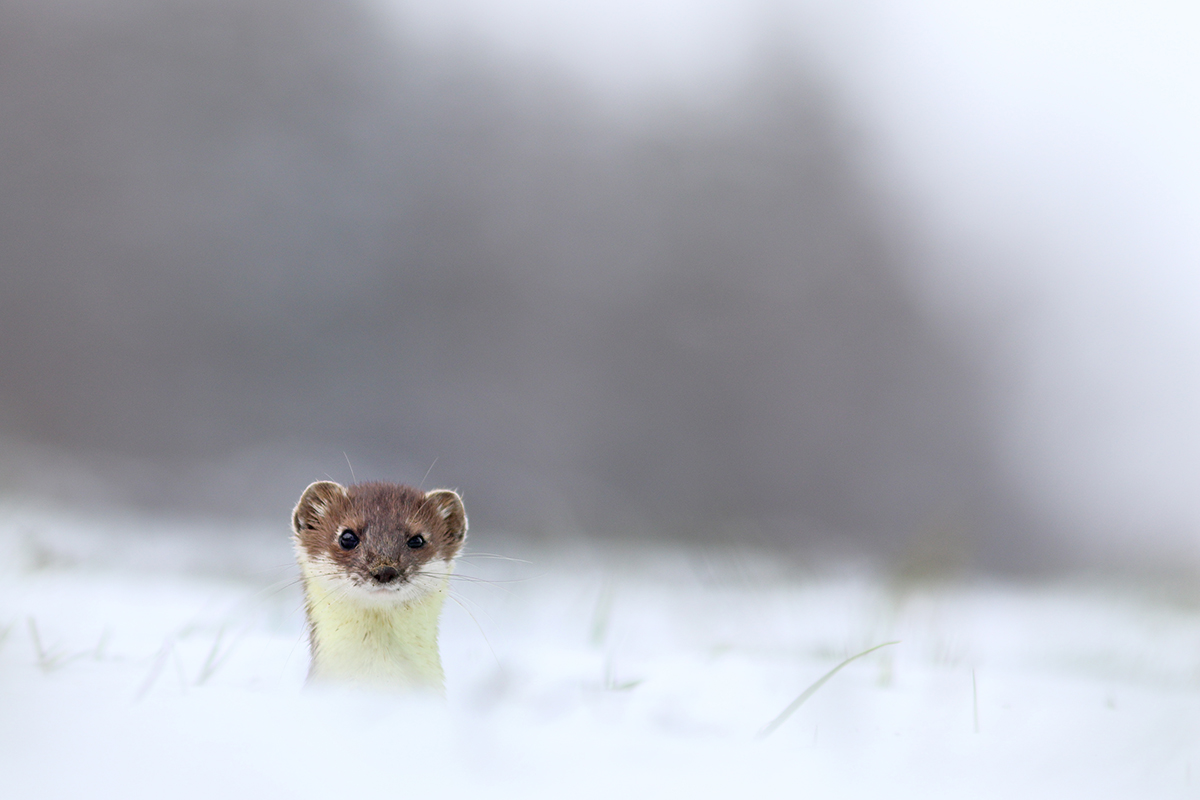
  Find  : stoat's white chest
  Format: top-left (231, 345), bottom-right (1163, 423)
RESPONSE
top-left (300, 560), bottom-right (451, 692)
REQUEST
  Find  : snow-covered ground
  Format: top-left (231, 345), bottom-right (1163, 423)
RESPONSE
top-left (1, 503), bottom-right (1197, 799)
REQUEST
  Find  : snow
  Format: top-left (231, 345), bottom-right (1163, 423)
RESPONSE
top-left (1, 503), bottom-right (1197, 799)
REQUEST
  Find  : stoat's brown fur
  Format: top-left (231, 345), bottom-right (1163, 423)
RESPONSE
top-left (291, 480), bottom-right (467, 691)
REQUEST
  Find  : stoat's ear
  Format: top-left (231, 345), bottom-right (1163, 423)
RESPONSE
top-left (292, 481), bottom-right (348, 533)
top-left (425, 489), bottom-right (467, 541)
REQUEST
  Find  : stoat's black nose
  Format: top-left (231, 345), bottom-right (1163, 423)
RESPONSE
top-left (373, 566), bottom-right (399, 584)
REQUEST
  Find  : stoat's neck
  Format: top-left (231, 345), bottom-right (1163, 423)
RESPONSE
top-left (301, 564), bottom-right (450, 693)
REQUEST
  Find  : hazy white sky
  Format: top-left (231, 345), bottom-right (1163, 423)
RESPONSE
top-left (370, 0), bottom-right (1200, 567)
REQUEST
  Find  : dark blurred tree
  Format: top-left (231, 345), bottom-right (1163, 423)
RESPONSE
top-left (0, 0), bottom-right (1032, 565)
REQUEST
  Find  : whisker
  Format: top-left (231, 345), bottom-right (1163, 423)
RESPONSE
top-left (459, 553), bottom-right (533, 564)
top-left (242, 562), bottom-right (305, 577)
top-left (284, 625), bottom-right (310, 680)
top-left (466, 573), bottom-right (545, 586)
top-left (446, 591), bottom-right (501, 668)
top-left (446, 586), bottom-right (500, 628)
top-left (422, 572), bottom-right (517, 595)
top-left (241, 575), bottom-right (306, 604)
top-left (418, 457), bottom-right (439, 491)
top-left (437, 571), bottom-right (538, 585)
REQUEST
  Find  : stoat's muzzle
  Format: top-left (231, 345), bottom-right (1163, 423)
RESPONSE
top-left (372, 565), bottom-right (401, 584)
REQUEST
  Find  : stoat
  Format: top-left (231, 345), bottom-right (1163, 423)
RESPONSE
top-left (291, 480), bottom-right (467, 692)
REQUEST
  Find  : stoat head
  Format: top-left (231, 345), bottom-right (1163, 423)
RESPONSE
top-left (292, 480), bottom-right (467, 607)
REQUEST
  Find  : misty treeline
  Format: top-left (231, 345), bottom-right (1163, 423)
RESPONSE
top-left (0, 0), bottom-right (1039, 566)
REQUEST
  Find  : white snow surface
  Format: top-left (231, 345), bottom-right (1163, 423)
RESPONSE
top-left (1, 503), bottom-right (1197, 799)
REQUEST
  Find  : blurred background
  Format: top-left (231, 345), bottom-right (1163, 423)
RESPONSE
top-left (0, 0), bottom-right (1196, 575)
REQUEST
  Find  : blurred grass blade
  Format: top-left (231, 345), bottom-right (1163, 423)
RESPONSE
top-left (758, 640), bottom-right (900, 739)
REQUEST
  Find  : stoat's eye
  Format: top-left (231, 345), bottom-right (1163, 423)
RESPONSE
top-left (406, 534), bottom-right (426, 549)
top-left (338, 529), bottom-right (360, 550)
